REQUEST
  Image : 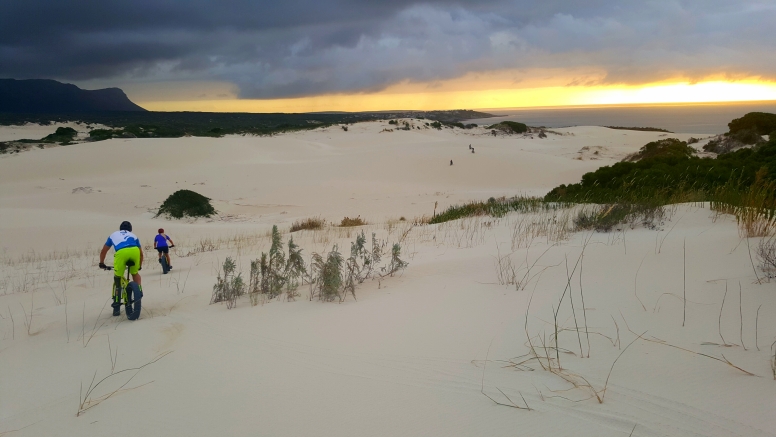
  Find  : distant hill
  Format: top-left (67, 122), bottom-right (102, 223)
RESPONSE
top-left (0, 79), bottom-right (146, 113)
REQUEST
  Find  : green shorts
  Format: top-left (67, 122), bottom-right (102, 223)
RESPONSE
top-left (114, 247), bottom-right (141, 277)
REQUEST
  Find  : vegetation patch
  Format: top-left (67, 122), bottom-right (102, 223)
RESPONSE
top-left (487, 121), bottom-right (528, 134)
top-left (547, 134), bottom-right (776, 236)
top-left (574, 204), bottom-right (666, 232)
top-left (1, 110), bottom-right (495, 142)
top-left (605, 126), bottom-right (672, 133)
top-left (289, 217), bottom-right (325, 232)
top-left (728, 112), bottom-right (776, 136)
top-left (212, 227), bottom-right (408, 307)
top-left (16, 126), bottom-right (78, 145)
top-left (429, 196), bottom-right (569, 224)
top-left (156, 189), bottom-right (216, 219)
top-left (623, 138), bottom-right (696, 162)
top-left (339, 216), bottom-right (367, 227)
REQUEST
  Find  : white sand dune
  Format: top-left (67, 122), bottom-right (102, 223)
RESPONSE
top-left (1, 122), bottom-right (772, 437)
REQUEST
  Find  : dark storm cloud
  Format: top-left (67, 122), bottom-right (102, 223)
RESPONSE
top-left (1, 1), bottom-right (774, 98)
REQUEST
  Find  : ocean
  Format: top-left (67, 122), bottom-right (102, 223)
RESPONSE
top-left (463, 101), bottom-right (776, 135)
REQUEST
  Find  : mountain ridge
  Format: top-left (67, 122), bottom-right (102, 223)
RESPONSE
top-left (0, 78), bottom-right (146, 113)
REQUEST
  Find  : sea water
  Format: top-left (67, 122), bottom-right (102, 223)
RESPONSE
top-left (464, 101), bottom-right (776, 135)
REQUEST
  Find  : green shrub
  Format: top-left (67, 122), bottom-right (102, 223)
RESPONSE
top-left (728, 112), bottom-right (776, 136)
top-left (730, 128), bottom-right (765, 145)
top-left (156, 189), bottom-right (216, 219)
top-left (487, 121), bottom-right (528, 134)
top-left (624, 138), bottom-right (695, 162)
top-left (88, 128), bottom-right (115, 142)
top-left (41, 127), bottom-right (77, 143)
top-left (546, 136), bottom-right (776, 209)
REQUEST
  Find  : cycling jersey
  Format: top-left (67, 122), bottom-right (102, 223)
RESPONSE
top-left (105, 230), bottom-right (141, 252)
top-left (154, 234), bottom-right (171, 248)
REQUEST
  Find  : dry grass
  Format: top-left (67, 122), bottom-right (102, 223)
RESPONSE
top-left (509, 210), bottom-right (573, 250)
top-left (339, 216), bottom-right (367, 227)
top-left (290, 217), bottom-right (325, 233)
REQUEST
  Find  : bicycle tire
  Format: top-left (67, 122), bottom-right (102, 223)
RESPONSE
top-left (126, 281), bottom-right (143, 320)
top-left (159, 256), bottom-right (170, 274)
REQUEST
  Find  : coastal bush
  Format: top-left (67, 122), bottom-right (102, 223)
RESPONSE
top-left (728, 112), bottom-right (776, 136)
top-left (547, 136), bottom-right (776, 205)
top-left (42, 127), bottom-right (77, 144)
top-left (88, 128), bottom-right (114, 141)
top-left (548, 135), bottom-right (776, 234)
top-left (623, 138), bottom-right (695, 162)
top-left (156, 189), bottom-right (216, 219)
top-left (487, 121), bottom-right (528, 134)
top-left (16, 126), bottom-right (78, 145)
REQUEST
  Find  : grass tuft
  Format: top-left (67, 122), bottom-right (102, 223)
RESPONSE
top-left (339, 216), bottom-right (367, 227)
top-left (290, 217), bottom-right (325, 232)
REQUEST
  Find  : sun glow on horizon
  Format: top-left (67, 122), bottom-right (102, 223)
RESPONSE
top-left (138, 80), bottom-right (776, 113)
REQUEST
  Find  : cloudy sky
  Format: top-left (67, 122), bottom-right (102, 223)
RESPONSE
top-left (2, 0), bottom-right (775, 111)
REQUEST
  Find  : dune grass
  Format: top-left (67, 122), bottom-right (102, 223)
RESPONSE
top-left (430, 196), bottom-right (570, 225)
top-left (339, 216), bottom-right (367, 227)
top-left (290, 217), bottom-right (325, 232)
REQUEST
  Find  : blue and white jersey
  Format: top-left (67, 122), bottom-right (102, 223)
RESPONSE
top-left (105, 230), bottom-right (141, 252)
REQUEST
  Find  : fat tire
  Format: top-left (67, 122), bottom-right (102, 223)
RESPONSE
top-left (159, 256), bottom-right (170, 274)
top-left (126, 282), bottom-right (143, 320)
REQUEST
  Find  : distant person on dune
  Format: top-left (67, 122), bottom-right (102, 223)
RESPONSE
top-left (154, 228), bottom-right (175, 271)
top-left (450, 159), bottom-right (453, 166)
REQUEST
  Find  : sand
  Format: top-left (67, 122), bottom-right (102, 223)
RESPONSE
top-left (1, 121), bottom-right (772, 437)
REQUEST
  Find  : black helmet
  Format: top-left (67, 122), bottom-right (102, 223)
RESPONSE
top-left (119, 221), bottom-right (132, 232)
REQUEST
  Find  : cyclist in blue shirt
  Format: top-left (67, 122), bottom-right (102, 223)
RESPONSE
top-left (154, 228), bottom-right (175, 271)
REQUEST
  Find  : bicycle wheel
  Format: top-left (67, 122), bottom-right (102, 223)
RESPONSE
top-left (159, 255), bottom-right (170, 274)
top-left (126, 282), bottom-right (143, 320)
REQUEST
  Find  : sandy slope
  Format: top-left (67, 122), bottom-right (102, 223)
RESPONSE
top-left (1, 122), bottom-right (772, 437)
top-left (0, 121), bottom-right (704, 256)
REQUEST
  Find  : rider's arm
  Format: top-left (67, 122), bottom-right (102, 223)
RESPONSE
top-left (99, 244), bottom-right (110, 264)
top-left (166, 235), bottom-right (174, 245)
